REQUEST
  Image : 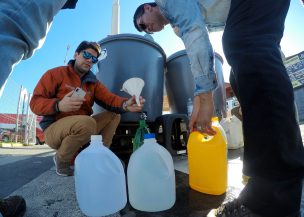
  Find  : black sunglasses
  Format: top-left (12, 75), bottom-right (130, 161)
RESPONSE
top-left (139, 23), bottom-right (147, 31)
top-left (137, 13), bottom-right (153, 34)
top-left (82, 51), bottom-right (98, 64)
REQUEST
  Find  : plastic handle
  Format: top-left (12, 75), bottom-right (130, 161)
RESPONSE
top-left (199, 126), bottom-right (222, 142)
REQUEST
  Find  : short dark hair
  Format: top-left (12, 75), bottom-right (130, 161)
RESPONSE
top-left (133, 2), bottom-right (157, 32)
top-left (75, 41), bottom-right (101, 57)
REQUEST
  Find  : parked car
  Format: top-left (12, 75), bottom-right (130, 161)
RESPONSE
top-left (0, 129), bottom-right (15, 142)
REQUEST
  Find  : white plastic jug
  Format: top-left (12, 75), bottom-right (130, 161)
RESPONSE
top-left (75, 135), bottom-right (127, 217)
top-left (127, 133), bottom-right (176, 212)
top-left (220, 116), bottom-right (244, 149)
top-left (229, 115), bottom-right (244, 149)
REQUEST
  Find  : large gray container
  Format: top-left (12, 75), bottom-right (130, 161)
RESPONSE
top-left (165, 50), bottom-right (226, 118)
top-left (94, 34), bottom-right (166, 122)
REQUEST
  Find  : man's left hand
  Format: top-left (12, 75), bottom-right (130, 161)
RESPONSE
top-left (124, 95), bottom-right (145, 112)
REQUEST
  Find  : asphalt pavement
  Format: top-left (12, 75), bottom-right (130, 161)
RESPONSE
top-left (1, 124), bottom-right (303, 217)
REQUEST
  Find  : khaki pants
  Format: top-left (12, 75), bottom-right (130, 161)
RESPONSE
top-left (44, 111), bottom-right (120, 162)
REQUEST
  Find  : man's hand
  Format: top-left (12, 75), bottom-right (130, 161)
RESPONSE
top-left (123, 95), bottom-right (145, 112)
top-left (189, 92), bottom-right (216, 135)
top-left (57, 90), bottom-right (85, 112)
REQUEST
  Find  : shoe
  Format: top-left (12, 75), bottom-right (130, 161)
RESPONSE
top-left (215, 199), bottom-right (262, 217)
top-left (215, 199), bottom-right (300, 217)
top-left (0, 195), bottom-right (26, 217)
top-left (53, 154), bottom-right (74, 176)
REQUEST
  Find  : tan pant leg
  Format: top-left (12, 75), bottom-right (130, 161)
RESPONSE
top-left (92, 111), bottom-right (120, 147)
top-left (44, 115), bottom-right (96, 162)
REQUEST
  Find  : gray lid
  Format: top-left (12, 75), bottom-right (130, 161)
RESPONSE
top-left (167, 49), bottom-right (223, 64)
top-left (98, 33), bottom-right (166, 59)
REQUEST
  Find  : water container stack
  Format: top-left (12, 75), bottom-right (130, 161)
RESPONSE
top-left (187, 118), bottom-right (227, 195)
top-left (127, 133), bottom-right (176, 211)
top-left (74, 135), bottom-right (127, 216)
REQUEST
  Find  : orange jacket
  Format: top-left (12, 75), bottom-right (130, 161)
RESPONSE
top-left (30, 61), bottom-right (127, 130)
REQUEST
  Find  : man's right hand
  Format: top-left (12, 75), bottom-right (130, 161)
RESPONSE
top-left (189, 92), bottom-right (216, 135)
top-left (57, 90), bottom-right (85, 112)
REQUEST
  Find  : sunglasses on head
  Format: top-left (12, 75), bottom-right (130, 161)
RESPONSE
top-left (82, 51), bottom-right (98, 64)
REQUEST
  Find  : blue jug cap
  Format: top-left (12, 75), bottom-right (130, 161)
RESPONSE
top-left (144, 133), bottom-right (155, 139)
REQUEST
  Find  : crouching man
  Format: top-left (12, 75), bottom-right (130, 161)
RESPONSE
top-left (30, 41), bottom-right (144, 176)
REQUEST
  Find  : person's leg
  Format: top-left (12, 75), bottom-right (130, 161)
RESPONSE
top-left (45, 115), bottom-right (96, 176)
top-left (0, 0), bottom-right (67, 96)
top-left (45, 115), bottom-right (96, 161)
top-left (92, 111), bottom-right (121, 147)
top-left (221, 0), bottom-right (304, 216)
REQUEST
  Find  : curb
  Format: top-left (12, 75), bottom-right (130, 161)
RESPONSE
top-left (0, 143), bottom-right (24, 148)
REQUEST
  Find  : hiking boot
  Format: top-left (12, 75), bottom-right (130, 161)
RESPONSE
top-left (215, 199), bottom-right (300, 217)
top-left (53, 154), bottom-right (74, 176)
top-left (0, 195), bottom-right (26, 217)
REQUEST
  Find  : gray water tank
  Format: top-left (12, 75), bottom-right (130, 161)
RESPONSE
top-left (93, 34), bottom-right (166, 122)
top-left (165, 50), bottom-right (226, 118)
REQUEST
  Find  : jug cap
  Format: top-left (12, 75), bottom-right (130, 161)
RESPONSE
top-left (91, 135), bottom-right (102, 140)
top-left (144, 133), bottom-right (155, 139)
top-left (212, 116), bottom-right (219, 122)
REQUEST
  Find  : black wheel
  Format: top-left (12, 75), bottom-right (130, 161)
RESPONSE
top-left (2, 136), bottom-right (9, 143)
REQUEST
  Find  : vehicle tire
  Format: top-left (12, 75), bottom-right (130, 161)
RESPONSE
top-left (2, 136), bottom-right (9, 143)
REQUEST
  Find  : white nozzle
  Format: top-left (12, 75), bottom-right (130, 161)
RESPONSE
top-left (121, 77), bottom-right (145, 106)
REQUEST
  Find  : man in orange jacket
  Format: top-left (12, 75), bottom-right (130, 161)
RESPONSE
top-left (30, 41), bottom-right (145, 177)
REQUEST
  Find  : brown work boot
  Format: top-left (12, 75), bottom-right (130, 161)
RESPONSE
top-left (215, 199), bottom-right (300, 217)
top-left (53, 154), bottom-right (74, 176)
top-left (0, 195), bottom-right (26, 217)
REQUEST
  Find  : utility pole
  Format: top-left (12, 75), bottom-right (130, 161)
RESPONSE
top-left (64, 44), bottom-right (70, 65)
top-left (111, 0), bottom-right (120, 35)
top-left (15, 86), bottom-right (22, 142)
top-left (25, 93), bottom-right (31, 145)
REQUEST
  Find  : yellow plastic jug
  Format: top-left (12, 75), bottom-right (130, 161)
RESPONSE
top-left (187, 124), bottom-right (227, 195)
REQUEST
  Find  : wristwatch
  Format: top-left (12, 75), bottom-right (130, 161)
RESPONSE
top-left (123, 101), bottom-right (129, 111)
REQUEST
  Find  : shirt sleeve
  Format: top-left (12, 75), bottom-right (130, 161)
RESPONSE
top-left (158, 0), bottom-right (218, 95)
top-left (30, 71), bottom-right (60, 115)
top-left (93, 81), bottom-right (127, 113)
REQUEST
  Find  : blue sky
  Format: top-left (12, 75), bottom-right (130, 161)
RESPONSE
top-left (5, 0), bottom-right (304, 95)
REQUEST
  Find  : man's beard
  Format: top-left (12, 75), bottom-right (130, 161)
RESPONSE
top-left (74, 64), bottom-right (89, 75)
